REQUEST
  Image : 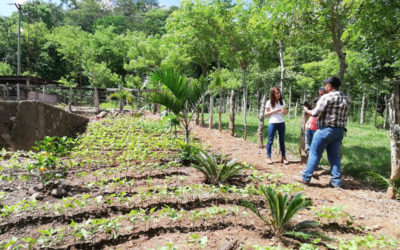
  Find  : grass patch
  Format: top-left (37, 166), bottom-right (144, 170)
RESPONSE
top-left (202, 112), bottom-right (391, 180)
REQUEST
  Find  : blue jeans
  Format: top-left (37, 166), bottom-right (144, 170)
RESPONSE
top-left (305, 129), bottom-right (316, 152)
top-left (302, 127), bottom-right (344, 187)
top-left (266, 122), bottom-right (286, 157)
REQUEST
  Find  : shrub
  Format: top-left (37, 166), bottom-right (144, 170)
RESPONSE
top-left (33, 136), bottom-right (76, 157)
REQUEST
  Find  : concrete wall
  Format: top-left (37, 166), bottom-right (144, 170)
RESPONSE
top-left (0, 101), bottom-right (89, 151)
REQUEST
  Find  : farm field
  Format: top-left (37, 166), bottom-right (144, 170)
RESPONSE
top-left (0, 114), bottom-right (399, 249)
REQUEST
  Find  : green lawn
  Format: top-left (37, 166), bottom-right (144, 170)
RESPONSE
top-left (202, 112), bottom-right (391, 180)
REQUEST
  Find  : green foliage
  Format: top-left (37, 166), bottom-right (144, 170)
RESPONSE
top-left (240, 186), bottom-right (320, 239)
top-left (32, 136), bottom-right (75, 185)
top-left (178, 143), bottom-right (202, 165)
top-left (83, 61), bottom-right (120, 88)
top-left (92, 14), bottom-right (127, 34)
top-left (192, 151), bottom-right (247, 184)
top-left (107, 88), bottom-right (134, 111)
top-left (33, 136), bottom-right (76, 157)
top-left (0, 62), bottom-right (13, 75)
top-left (312, 205), bottom-right (354, 225)
top-left (328, 234), bottom-right (398, 250)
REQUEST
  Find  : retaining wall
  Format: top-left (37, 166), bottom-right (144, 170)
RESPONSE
top-left (0, 101), bottom-right (89, 151)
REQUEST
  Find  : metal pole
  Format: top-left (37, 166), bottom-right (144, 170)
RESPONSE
top-left (16, 3), bottom-right (22, 76)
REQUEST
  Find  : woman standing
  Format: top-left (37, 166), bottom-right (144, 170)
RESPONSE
top-left (265, 87), bottom-right (288, 164)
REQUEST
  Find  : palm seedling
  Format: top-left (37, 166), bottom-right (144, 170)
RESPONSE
top-left (149, 68), bottom-right (208, 144)
top-left (192, 151), bottom-right (247, 184)
top-left (240, 186), bottom-right (327, 241)
top-left (107, 88), bottom-right (134, 112)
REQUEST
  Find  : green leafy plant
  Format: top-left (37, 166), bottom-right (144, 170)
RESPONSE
top-left (312, 205), bottom-right (354, 226)
top-left (178, 142), bottom-right (201, 164)
top-left (240, 186), bottom-right (319, 238)
top-left (32, 136), bottom-right (75, 185)
top-left (364, 172), bottom-right (400, 199)
top-left (33, 153), bottom-right (65, 185)
top-left (328, 234), bottom-right (398, 249)
top-left (161, 109), bottom-right (180, 137)
top-left (33, 136), bottom-right (75, 157)
top-left (192, 151), bottom-right (247, 184)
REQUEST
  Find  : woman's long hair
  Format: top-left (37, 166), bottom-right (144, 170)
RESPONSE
top-left (270, 87), bottom-right (283, 108)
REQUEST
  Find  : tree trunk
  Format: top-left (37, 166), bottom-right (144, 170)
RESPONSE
top-left (256, 90), bottom-right (260, 117)
top-left (257, 94), bottom-right (267, 148)
top-left (137, 88), bottom-right (141, 109)
top-left (118, 83), bottom-right (124, 113)
top-left (360, 93), bottom-right (366, 125)
top-left (279, 40), bottom-right (285, 95)
top-left (195, 108), bottom-right (200, 125)
top-left (201, 96), bottom-right (205, 127)
top-left (67, 85), bottom-right (73, 112)
top-left (225, 95), bottom-right (229, 113)
top-left (242, 69), bottom-right (248, 140)
top-left (384, 95), bottom-right (388, 129)
top-left (229, 90), bottom-right (236, 137)
top-left (152, 103), bottom-right (159, 113)
top-left (209, 94), bottom-right (214, 129)
top-left (294, 100), bottom-right (299, 119)
top-left (94, 87), bottom-right (100, 114)
top-left (288, 86), bottom-right (292, 119)
top-left (300, 109), bottom-right (309, 164)
top-left (388, 81), bottom-right (400, 198)
top-left (118, 84), bottom-right (123, 112)
top-left (218, 90), bottom-right (223, 131)
top-left (235, 95), bottom-right (239, 115)
top-left (330, 4), bottom-right (347, 83)
top-left (374, 89), bottom-right (379, 127)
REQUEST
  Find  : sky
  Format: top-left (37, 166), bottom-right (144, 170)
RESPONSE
top-left (0, 0), bottom-right (181, 17)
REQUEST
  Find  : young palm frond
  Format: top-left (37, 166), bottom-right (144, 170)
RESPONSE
top-left (192, 151), bottom-right (247, 184)
top-left (364, 172), bottom-right (400, 199)
top-left (107, 89), bottom-right (134, 112)
top-left (150, 68), bottom-right (208, 144)
top-left (240, 186), bottom-right (326, 240)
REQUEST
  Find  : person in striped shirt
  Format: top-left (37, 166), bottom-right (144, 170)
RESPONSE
top-left (298, 76), bottom-right (350, 187)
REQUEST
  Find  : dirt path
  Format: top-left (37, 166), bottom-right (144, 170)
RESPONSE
top-left (192, 125), bottom-right (400, 240)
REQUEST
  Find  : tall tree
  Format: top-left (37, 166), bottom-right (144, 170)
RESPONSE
top-left (48, 25), bottom-right (88, 85)
top-left (64, 0), bottom-right (110, 32)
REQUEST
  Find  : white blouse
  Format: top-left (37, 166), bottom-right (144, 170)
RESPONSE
top-left (266, 100), bottom-right (286, 124)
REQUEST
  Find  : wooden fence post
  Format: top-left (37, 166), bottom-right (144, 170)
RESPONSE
top-left (388, 81), bottom-right (400, 198)
top-left (300, 108), bottom-right (309, 164)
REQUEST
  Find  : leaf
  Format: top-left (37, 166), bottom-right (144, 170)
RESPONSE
top-left (239, 199), bottom-right (269, 225)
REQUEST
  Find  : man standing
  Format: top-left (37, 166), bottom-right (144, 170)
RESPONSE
top-left (299, 76), bottom-right (350, 187)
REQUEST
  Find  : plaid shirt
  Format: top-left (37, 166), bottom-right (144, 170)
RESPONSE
top-left (311, 90), bottom-right (350, 128)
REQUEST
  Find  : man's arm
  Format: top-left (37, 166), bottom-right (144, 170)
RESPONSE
top-left (303, 95), bottom-right (328, 117)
